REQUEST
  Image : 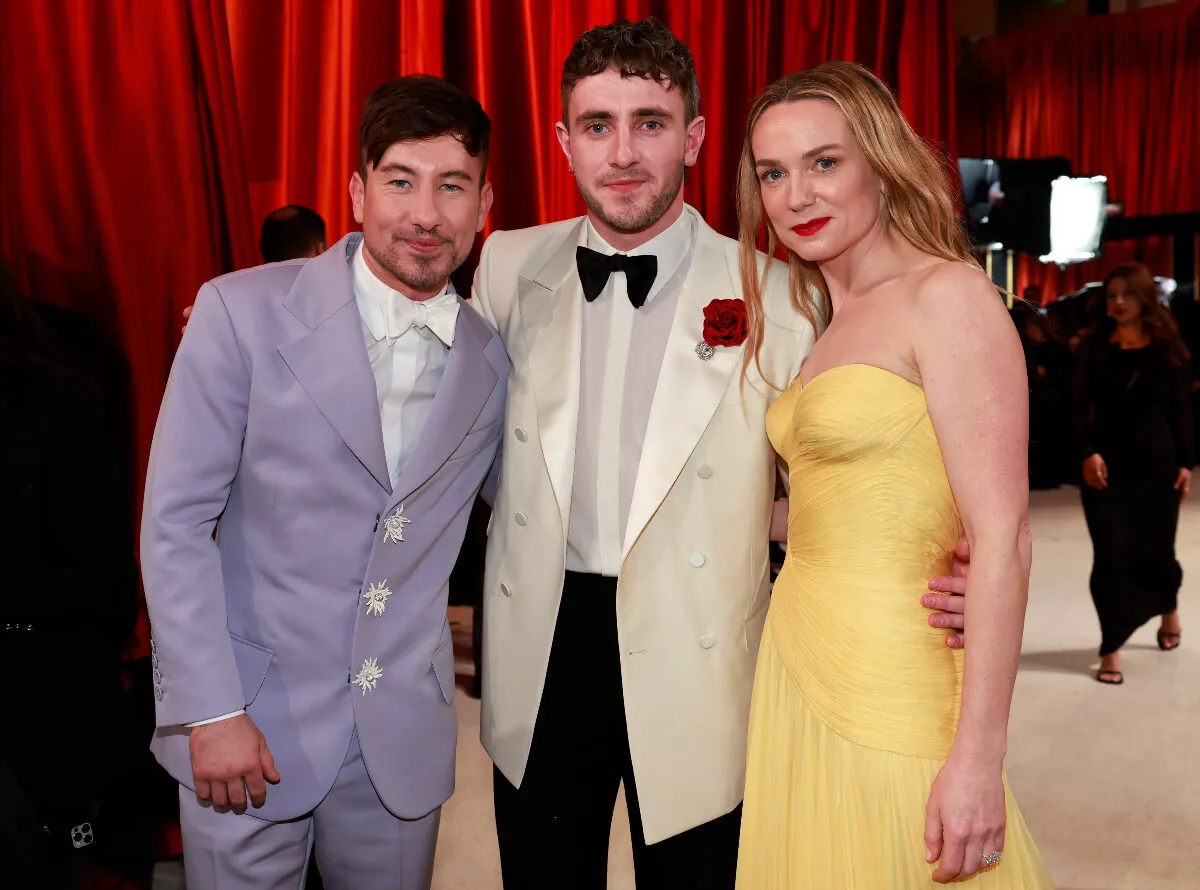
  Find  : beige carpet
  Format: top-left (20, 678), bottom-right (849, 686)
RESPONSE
top-left (433, 487), bottom-right (1200, 890)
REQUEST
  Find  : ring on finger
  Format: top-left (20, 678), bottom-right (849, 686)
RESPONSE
top-left (982, 850), bottom-right (1002, 868)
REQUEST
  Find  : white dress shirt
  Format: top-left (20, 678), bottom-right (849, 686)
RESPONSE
top-left (566, 208), bottom-right (696, 577)
top-left (185, 242), bottom-right (457, 727)
top-left (351, 241), bottom-right (458, 486)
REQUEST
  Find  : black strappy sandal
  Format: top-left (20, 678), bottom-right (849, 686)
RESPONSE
top-left (1095, 668), bottom-right (1124, 685)
top-left (1157, 629), bottom-right (1182, 651)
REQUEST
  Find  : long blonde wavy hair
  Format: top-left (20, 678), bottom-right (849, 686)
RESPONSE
top-left (737, 61), bottom-right (976, 387)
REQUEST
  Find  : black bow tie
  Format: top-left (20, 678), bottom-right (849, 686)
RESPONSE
top-left (576, 246), bottom-right (658, 308)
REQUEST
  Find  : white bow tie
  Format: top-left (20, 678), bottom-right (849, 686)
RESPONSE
top-left (383, 291), bottom-right (458, 347)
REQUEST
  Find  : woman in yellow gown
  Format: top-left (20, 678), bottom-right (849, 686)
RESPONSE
top-left (733, 62), bottom-right (1056, 888)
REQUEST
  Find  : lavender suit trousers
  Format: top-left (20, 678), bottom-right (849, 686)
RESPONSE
top-left (178, 727), bottom-right (440, 890)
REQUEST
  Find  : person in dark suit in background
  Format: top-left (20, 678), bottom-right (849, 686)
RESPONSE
top-left (183, 206), bottom-right (329, 333)
top-left (260, 204), bottom-right (327, 263)
top-left (0, 258), bottom-right (142, 888)
top-left (448, 496), bottom-right (489, 698)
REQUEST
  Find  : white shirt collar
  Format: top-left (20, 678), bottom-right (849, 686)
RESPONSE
top-left (351, 240), bottom-right (458, 347)
top-left (583, 206), bottom-right (695, 306)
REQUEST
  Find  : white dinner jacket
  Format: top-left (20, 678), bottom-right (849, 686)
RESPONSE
top-left (471, 204), bottom-right (817, 844)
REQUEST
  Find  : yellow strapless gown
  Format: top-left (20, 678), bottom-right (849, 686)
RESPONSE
top-left (736, 364), bottom-right (1054, 889)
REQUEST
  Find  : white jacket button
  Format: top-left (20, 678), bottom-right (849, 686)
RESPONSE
top-left (700, 634), bottom-right (716, 649)
top-left (515, 512), bottom-right (528, 526)
top-left (514, 427), bottom-right (528, 443)
top-left (690, 552), bottom-right (706, 568)
top-left (697, 465), bottom-right (713, 479)
top-left (500, 583), bottom-right (513, 597)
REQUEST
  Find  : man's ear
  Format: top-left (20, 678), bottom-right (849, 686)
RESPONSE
top-left (350, 171), bottom-right (367, 225)
top-left (684, 115), bottom-right (706, 168)
top-left (555, 121), bottom-right (572, 170)
top-left (476, 181), bottom-right (495, 233)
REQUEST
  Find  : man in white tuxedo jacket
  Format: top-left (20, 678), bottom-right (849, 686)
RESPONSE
top-left (470, 20), bottom-right (811, 888)
top-left (472, 19), bottom-right (968, 889)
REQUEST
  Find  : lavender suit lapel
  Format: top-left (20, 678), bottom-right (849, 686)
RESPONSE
top-left (277, 235), bottom-right (392, 493)
top-left (385, 299), bottom-right (499, 512)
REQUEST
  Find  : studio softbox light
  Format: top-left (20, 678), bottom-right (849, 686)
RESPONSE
top-left (1039, 175), bottom-right (1109, 266)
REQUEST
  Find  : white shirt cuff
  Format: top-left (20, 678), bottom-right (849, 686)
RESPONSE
top-left (184, 708), bottom-right (245, 728)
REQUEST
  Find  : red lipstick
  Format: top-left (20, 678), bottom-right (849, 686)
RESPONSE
top-left (792, 217), bottom-right (831, 237)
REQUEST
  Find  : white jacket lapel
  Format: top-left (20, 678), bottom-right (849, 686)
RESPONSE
top-left (623, 211), bottom-right (746, 559)
top-left (517, 220), bottom-right (586, 540)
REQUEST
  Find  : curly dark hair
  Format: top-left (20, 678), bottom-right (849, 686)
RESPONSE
top-left (560, 18), bottom-right (700, 124)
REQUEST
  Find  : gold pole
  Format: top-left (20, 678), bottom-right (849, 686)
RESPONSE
top-left (1006, 250), bottom-right (1015, 308)
top-left (986, 250), bottom-right (993, 280)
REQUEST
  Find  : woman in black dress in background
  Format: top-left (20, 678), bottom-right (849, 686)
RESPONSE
top-left (1073, 262), bottom-right (1193, 685)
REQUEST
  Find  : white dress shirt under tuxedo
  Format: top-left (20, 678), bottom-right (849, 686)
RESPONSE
top-left (566, 208), bottom-right (696, 577)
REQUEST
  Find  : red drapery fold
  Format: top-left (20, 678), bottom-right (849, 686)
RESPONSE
top-left (224, 0), bottom-right (449, 242)
top-left (0, 0), bottom-right (952, 667)
top-left (957, 0), bottom-right (1200, 301)
top-left (225, 0), bottom-right (954, 245)
top-left (0, 0), bottom-right (256, 657)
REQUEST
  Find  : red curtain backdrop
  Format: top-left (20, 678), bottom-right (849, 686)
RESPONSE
top-left (0, 0), bottom-right (953, 664)
top-left (0, 0), bottom-right (258, 659)
top-left (957, 0), bottom-right (1200, 301)
top-left (224, 0), bottom-right (954, 247)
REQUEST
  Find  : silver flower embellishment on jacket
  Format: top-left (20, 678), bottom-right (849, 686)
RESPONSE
top-left (382, 505), bottom-right (412, 544)
top-left (362, 581), bottom-right (393, 617)
top-left (353, 657), bottom-right (383, 696)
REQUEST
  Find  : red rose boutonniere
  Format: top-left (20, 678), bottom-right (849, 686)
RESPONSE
top-left (696, 298), bottom-right (749, 360)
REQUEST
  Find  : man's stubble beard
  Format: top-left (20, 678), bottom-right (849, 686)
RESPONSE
top-left (578, 159), bottom-right (686, 235)
top-left (366, 236), bottom-right (460, 293)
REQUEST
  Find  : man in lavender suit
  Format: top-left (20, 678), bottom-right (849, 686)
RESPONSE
top-left (140, 75), bottom-right (506, 889)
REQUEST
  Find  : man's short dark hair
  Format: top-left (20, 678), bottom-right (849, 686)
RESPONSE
top-left (560, 18), bottom-right (700, 124)
top-left (259, 205), bottom-right (326, 263)
top-left (359, 75), bottom-right (490, 181)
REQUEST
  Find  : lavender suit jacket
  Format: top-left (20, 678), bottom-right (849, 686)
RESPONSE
top-left (141, 234), bottom-right (509, 822)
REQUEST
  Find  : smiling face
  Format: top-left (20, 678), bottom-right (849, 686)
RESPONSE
top-left (555, 68), bottom-right (705, 246)
top-left (751, 98), bottom-right (886, 264)
top-left (349, 135), bottom-right (493, 300)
